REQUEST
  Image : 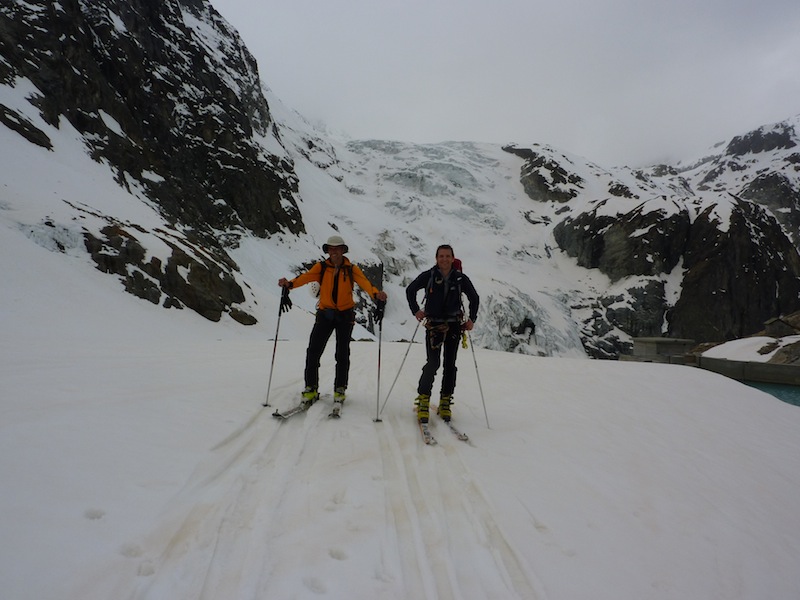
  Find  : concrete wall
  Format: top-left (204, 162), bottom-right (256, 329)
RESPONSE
top-left (632, 338), bottom-right (696, 358)
top-left (621, 338), bottom-right (696, 364)
top-left (620, 353), bottom-right (687, 365)
top-left (622, 350), bottom-right (800, 386)
top-left (619, 337), bottom-right (800, 386)
top-left (696, 356), bottom-right (800, 386)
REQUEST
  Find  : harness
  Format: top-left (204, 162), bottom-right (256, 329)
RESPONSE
top-left (424, 266), bottom-right (463, 322)
top-left (423, 266), bottom-right (465, 349)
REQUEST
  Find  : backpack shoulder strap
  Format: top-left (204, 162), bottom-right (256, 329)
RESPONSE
top-left (426, 266), bottom-right (437, 292)
top-left (319, 260), bottom-right (353, 287)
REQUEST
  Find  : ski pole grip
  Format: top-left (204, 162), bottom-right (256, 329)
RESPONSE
top-left (373, 298), bottom-right (386, 323)
top-left (279, 287), bottom-right (293, 313)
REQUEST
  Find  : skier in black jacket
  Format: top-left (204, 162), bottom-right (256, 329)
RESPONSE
top-left (406, 244), bottom-right (479, 423)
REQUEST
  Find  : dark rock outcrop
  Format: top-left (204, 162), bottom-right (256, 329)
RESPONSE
top-left (553, 199), bottom-right (690, 282)
top-left (725, 123), bottom-right (797, 156)
top-left (739, 172), bottom-right (800, 247)
top-left (0, 0), bottom-right (302, 239)
top-left (0, 104), bottom-right (52, 149)
top-left (604, 280), bottom-right (667, 339)
top-left (669, 199), bottom-right (800, 341)
top-left (509, 118), bottom-right (800, 357)
top-left (503, 145), bottom-right (584, 203)
top-left (551, 192), bottom-right (800, 350)
top-left (0, 0), bottom-right (313, 323)
top-left (83, 222), bottom-right (254, 323)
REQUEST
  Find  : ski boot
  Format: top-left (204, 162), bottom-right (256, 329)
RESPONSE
top-left (330, 387), bottom-right (346, 417)
top-left (301, 386), bottom-right (319, 409)
top-left (438, 395), bottom-right (453, 422)
top-left (415, 394), bottom-right (430, 423)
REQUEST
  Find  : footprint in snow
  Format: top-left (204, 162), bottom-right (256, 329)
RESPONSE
top-left (84, 508), bottom-right (105, 520)
top-left (302, 575), bottom-right (327, 594)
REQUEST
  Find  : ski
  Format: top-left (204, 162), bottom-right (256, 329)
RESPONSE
top-left (328, 400), bottom-right (343, 418)
top-left (419, 421), bottom-right (437, 445)
top-left (413, 398), bottom-right (436, 445)
top-left (442, 419), bottom-right (469, 441)
top-left (272, 395), bottom-right (318, 420)
top-left (272, 402), bottom-right (309, 420)
top-left (432, 404), bottom-right (469, 441)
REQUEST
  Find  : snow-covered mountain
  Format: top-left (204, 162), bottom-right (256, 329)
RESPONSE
top-left (3, 3), bottom-right (800, 599)
top-left (2, 0), bottom-right (800, 359)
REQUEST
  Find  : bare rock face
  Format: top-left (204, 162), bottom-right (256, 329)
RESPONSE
top-left (669, 200), bottom-right (800, 341)
top-left (83, 224), bottom-right (250, 323)
top-left (0, 0), bottom-right (311, 323)
top-left (502, 115), bottom-right (800, 357)
top-left (551, 196), bottom-right (800, 351)
top-left (770, 342), bottom-right (800, 365)
top-left (553, 201), bottom-right (691, 283)
top-left (739, 172), bottom-right (800, 248)
top-left (1, 0), bottom-right (302, 238)
top-left (725, 124), bottom-right (797, 156)
top-left (503, 146), bottom-right (584, 203)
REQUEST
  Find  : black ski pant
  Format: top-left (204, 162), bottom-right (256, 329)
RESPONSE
top-left (417, 321), bottom-right (462, 398)
top-left (304, 308), bottom-right (355, 391)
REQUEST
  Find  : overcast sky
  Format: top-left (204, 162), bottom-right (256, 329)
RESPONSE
top-left (209, 0), bottom-right (800, 167)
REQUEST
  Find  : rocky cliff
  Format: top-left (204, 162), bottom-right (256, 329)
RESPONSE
top-left (2, 0), bottom-right (799, 357)
top-left (513, 121), bottom-right (800, 356)
top-left (1, 0), bottom-right (302, 322)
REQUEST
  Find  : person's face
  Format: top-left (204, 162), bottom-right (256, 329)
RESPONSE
top-left (327, 245), bottom-right (345, 265)
top-left (436, 248), bottom-right (454, 271)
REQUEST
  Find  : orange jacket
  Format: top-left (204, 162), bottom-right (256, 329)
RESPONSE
top-left (291, 258), bottom-right (380, 311)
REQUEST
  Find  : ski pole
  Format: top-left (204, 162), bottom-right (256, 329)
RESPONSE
top-left (373, 262), bottom-right (386, 422)
top-left (263, 287), bottom-right (292, 407)
top-left (379, 320), bottom-right (421, 416)
top-left (373, 298), bottom-right (385, 422)
top-left (467, 331), bottom-right (490, 429)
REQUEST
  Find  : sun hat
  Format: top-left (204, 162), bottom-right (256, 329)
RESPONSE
top-left (322, 235), bottom-right (348, 253)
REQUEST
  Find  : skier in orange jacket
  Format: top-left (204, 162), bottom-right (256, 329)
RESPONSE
top-left (279, 235), bottom-right (387, 406)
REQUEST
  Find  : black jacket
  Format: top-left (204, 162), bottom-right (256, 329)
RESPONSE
top-left (406, 267), bottom-right (479, 322)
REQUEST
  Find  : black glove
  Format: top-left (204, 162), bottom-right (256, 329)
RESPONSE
top-left (373, 298), bottom-right (386, 324)
top-left (279, 286), bottom-right (293, 314)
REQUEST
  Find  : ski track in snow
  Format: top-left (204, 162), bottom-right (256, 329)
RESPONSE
top-left (379, 413), bottom-right (546, 599)
top-left (131, 381), bottom-right (317, 599)
top-left (102, 357), bottom-right (544, 600)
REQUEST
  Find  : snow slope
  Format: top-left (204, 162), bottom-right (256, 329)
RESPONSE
top-left (3, 193), bottom-right (800, 600)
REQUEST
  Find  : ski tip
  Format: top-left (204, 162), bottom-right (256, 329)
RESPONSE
top-left (272, 411), bottom-right (285, 419)
top-left (419, 422), bottom-right (437, 445)
top-left (448, 425), bottom-right (470, 442)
